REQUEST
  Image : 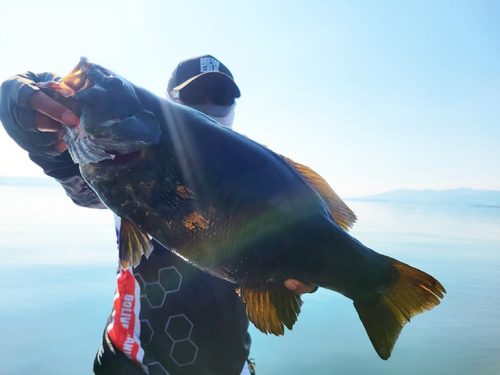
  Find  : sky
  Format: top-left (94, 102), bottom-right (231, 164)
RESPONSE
top-left (0, 0), bottom-right (498, 197)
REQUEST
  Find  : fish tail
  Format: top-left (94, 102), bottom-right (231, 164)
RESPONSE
top-left (353, 257), bottom-right (446, 360)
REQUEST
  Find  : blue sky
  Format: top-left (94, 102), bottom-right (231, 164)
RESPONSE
top-left (0, 0), bottom-right (498, 197)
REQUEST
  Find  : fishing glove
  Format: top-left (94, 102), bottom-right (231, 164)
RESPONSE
top-left (0, 72), bottom-right (63, 158)
top-left (0, 72), bottom-right (104, 208)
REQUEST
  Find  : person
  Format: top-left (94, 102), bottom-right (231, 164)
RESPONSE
top-left (0, 55), bottom-right (315, 375)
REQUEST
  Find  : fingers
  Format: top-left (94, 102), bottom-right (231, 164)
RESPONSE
top-left (30, 91), bottom-right (79, 126)
top-left (34, 112), bottom-right (68, 152)
top-left (55, 138), bottom-right (68, 152)
top-left (35, 112), bottom-right (61, 132)
top-left (284, 279), bottom-right (318, 295)
top-left (13, 105), bottom-right (66, 152)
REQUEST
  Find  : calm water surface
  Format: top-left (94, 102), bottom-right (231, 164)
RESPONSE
top-left (0, 186), bottom-right (498, 374)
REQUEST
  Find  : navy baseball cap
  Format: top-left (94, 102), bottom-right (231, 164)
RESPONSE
top-left (167, 55), bottom-right (241, 99)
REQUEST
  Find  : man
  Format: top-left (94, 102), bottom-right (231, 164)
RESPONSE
top-left (0, 55), bottom-right (314, 375)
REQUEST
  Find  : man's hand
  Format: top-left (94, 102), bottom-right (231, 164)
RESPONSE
top-left (284, 279), bottom-right (317, 295)
top-left (0, 73), bottom-right (80, 158)
top-left (30, 91), bottom-right (79, 152)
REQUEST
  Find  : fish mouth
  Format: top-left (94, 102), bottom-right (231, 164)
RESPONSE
top-left (38, 57), bottom-right (94, 99)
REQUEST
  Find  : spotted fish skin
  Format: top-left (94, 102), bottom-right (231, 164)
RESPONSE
top-left (82, 106), bottom-right (337, 284)
top-left (82, 98), bottom-right (396, 300)
top-left (44, 59), bottom-right (445, 360)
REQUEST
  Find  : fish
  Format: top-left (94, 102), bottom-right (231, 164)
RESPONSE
top-left (39, 57), bottom-right (445, 360)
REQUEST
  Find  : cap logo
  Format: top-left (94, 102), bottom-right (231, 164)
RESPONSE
top-left (200, 57), bottom-right (220, 73)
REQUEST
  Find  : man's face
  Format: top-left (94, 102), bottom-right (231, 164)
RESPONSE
top-left (170, 79), bottom-right (237, 129)
top-left (179, 78), bottom-right (236, 107)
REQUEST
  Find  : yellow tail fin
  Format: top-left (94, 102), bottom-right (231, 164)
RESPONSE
top-left (354, 258), bottom-right (445, 360)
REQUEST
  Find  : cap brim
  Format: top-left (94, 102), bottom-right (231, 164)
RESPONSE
top-left (173, 72), bottom-right (241, 98)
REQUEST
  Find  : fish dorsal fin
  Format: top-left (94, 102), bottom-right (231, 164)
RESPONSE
top-left (280, 155), bottom-right (357, 231)
top-left (237, 286), bottom-right (303, 336)
top-left (119, 219), bottom-right (154, 269)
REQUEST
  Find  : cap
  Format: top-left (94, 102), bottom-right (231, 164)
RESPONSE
top-left (167, 55), bottom-right (241, 99)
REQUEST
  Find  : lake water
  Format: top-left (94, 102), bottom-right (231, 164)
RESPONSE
top-left (0, 186), bottom-right (499, 374)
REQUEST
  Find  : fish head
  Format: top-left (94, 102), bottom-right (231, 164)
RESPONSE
top-left (39, 57), bottom-right (162, 165)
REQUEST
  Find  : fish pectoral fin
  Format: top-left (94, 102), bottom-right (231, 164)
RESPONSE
top-left (119, 219), bottom-right (154, 269)
top-left (279, 155), bottom-right (357, 231)
top-left (238, 286), bottom-right (303, 336)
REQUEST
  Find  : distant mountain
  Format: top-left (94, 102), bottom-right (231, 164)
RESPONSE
top-left (2, 177), bottom-right (499, 208)
top-left (0, 176), bottom-right (60, 188)
top-left (348, 188), bottom-right (500, 207)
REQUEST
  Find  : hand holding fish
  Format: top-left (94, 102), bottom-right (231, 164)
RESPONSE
top-left (0, 73), bottom-right (79, 158)
top-left (30, 91), bottom-right (79, 152)
top-left (284, 279), bottom-right (317, 294)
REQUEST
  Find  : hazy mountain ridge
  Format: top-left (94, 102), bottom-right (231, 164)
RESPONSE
top-left (2, 177), bottom-right (499, 208)
top-left (348, 188), bottom-right (500, 207)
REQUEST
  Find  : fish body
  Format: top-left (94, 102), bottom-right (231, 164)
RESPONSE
top-left (84, 110), bottom-right (387, 297)
top-left (41, 58), bottom-right (445, 360)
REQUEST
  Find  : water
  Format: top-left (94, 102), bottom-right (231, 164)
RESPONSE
top-left (249, 201), bottom-right (500, 375)
top-left (0, 186), bottom-right (117, 375)
top-left (0, 186), bottom-right (499, 374)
